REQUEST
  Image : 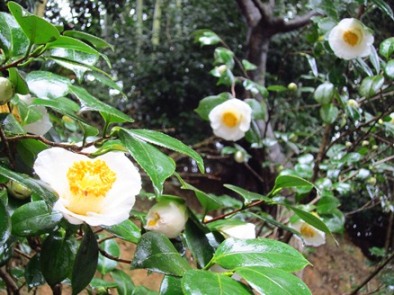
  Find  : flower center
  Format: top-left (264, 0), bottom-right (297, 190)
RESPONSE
top-left (343, 30), bottom-right (360, 46)
top-left (147, 212), bottom-right (161, 227)
top-left (66, 159), bottom-right (116, 215)
top-left (222, 111), bottom-right (240, 127)
top-left (300, 223), bottom-right (316, 238)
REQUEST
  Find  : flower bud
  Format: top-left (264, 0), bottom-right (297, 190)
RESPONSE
top-left (234, 150), bottom-right (245, 163)
top-left (145, 200), bottom-right (188, 238)
top-left (345, 141), bottom-right (352, 148)
top-left (217, 65), bottom-right (227, 75)
top-left (287, 82), bottom-right (298, 91)
top-left (362, 140), bottom-right (369, 146)
top-left (372, 145), bottom-right (378, 150)
top-left (6, 180), bottom-right (32, 200)
top-left (347, 99), bottom-right (359, 108)
top-left (367, 177), bottom-right (376, 186)
top-left (0, 77), bottom-right (14, 104)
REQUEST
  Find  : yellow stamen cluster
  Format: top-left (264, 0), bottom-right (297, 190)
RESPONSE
top-left (147, 212), bottom-right (161, 227)
top-left (343, 30), bottom-right (359, 46)
top-left (222, 111), bottom-right (240, 127)
top-left (300, 223), bottom-right (316, 238)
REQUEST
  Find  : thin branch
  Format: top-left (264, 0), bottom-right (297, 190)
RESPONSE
top-left (271, 11), bottom-right (320, 35)
top-left (0, 267), bottom-right (19, 294)
top-left (311, 124), bottom-right (332, 183)
top-left (98, 247), bottom-right (131, 264)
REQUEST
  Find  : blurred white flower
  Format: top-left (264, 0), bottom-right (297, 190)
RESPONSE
top-left (145, 201), bottom-right (188, 238)
top-left (290, 219), bottom-right (325, 247)
top-left (19, 94), bottom-right (52, 135)
top-left (390, 113), bottom-right (394, 124)
top-left (219, 223), bottom-right (256, 239)
top-left (328, 18), bottom-right (374, 60)
top-left (209, 99), bottom-right (252, 141)
top-left (33, 147), bottom-right (141, 226)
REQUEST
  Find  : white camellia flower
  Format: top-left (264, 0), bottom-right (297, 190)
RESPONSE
top-left (328, 18), bottom-right (374, 60)
top-left (145, 200), bottom-right (188, 238)
top-left (33, 147), bottom-right (142, 226)
top-left (290, 219), bottom-right (326, 247)
top-left (219, 223), bottom-right (256, 239)
top-left (19, 94), bottom-right (52, 135)
top-left (208, 98), bottom-right (252, 141)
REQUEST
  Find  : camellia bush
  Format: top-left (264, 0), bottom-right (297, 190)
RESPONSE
top-left (0, 1), bottom-right (393, 295)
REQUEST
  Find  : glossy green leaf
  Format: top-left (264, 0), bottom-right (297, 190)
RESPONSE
top-left (71, 225), bottom-right (99, 295)
top-left (245, 98), bottom-right (266, 120)
top-left (235, 266), bottom-right (311, 295)
top-left (131, 232), bottom-right (191, 276)
top-left (271, 174), bottom-right (314, 196)
top-left (33, 97), bottom-right (81, 122)
top-left (384, 59), bottom-right (394, 79)
top-left (242, 59), bottom-right (257, 71)
top-left (214, 47), bottom-right (234, 66)
top-left (0, 113), bottom-right (26, 135)
top-left (314, 82), bottom-right (334, 105)
top-left (380, 37), bottom-right (394, 59)
top-left (0, 165), bottom-right (57, 204)
top-left (194, 29), bottom-right (222, 46)
top-left (211, 238), bottom-right (309, 272)
top-left (267, 85), bottom-right (288, 92)
top-left (0, 238), bottom-right (14, 267)
top-left (160, 276), bottom-right (183, 295)
top-left (98, 238), bottom-right (119, 275)
top-left (184, 217), bottom-right (214, 268)
top-left (0, 12), bottom-right (29, 58)
top-left (90, 278), bottom-right (118, 290)
top-left (121, 128), bottom-right (204, 173)
top-left (195, 92), bottom-right (230, 120)
top-left (41, 232), bottom-right (74, 286)
top-left (103, 219), bottom-right (141, 244)
top-left (250, 212), bottom-right (299, 236)
top-left (69, 85), bottom-right (132, 124)
top-left (11, 200), bottom-right (62, 236)
top-left (111, 269), bottom-right (135, 295)
top-left (303, 53), bottom-right (318, 77)
top-left (371, 0), bottom-right (394, 21)
top-left (47, 35), bottom-right (100, 55)
top-left (16, 139), bottom-right (47, 168)
top-left (317, 195), bottom-right (340, 214)
top-left (243, 79), bottom-right (268, 97)
top-left (320, 104), bottom-right (339, 124)
top-left (287, 205), bottom-right (331, 234)
top-left (26, 71), bottom-right (70, 99)
top-left (90, 72), bottom-right (125, 95)
top-left (182, 270), bottom-right (250, 295)
top-left (321, 209), bottom-right (345, 233)
top-left (8, 2), bottom-right (60, 45)
top-left (25, 254), bottom-right (45, 289)
top-left (359, 75), bottom-right (384, 98)
top-left (8, 68), bottom-right (29, 94)
top-left (224, 184), bottom-right (271, 205)
top-left (369, 45), bottom-right (380, 74)
top-left (355, 58), bottom-right (373, 76)
top-left (64, 30), bottom-right (113, 50)
top-left (118, 129), bottom-right (175, 195)
top-left (0, 200), bottom-right (10, 245)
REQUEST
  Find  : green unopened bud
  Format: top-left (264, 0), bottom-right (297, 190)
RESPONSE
top-left (0, 77), bottom-right (14, 104)
top-left (378, 119), bottom-right (384, 124)
top-left (347, 99), bottom-right (359, 108)
top-left (287, 82), bottom-right (298, 91)
top-left (362, 140), bottom-right (369, 146)
top-left (372, 145), bottom-right (378, 150)
top-left (367, 177), bottom-right (376, 186)
top-left (6, 180), bottom-right (32, 200)
top-left (234, 150), bottom-right (245, 163)
top-left (345, 141), bottom-right (352, 148)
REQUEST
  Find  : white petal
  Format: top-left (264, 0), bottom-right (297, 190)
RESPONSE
top-left (220, 223), bottom-right (256, 239)
top-left (23, 106), bottom-right (52, 135)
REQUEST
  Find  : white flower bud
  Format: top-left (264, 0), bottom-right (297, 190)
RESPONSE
top-left (287, 82), bottom-right (298, 91)
top-left (347, 99), bottom-right (359, 108)
top-left (0, 77), bottom-right (14, 104)
top-left (145, 201), bottom-right (188, 238)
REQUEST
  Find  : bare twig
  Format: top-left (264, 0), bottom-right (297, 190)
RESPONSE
top-left (0, 267), bottom-right (19, 294)
top-left (98, 247), bottom-right (131, 264)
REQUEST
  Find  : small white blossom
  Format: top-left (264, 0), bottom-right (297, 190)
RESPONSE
top-left (208, 99), bottom-right (252, 141)
top-left (34, 147), bottom-right (141, 226)
top-left (290, 219), bottom-right (326, 247)
top-left (328, 18), bottom-right (374, 60)
top-left (19, 94), bottom-right (52, 135)
top-left (145, 201), bottom-right (188, 238)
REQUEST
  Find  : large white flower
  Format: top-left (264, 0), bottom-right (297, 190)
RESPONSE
top-left (208, 99), bottom-right (252, 141)
top-left (145, 200), bottom-right (188, 238)
top-left (290, 219), bottom-right (325, 247)
top-left (33, 147), bottom-right (141, 226)
top-left (219, 223), bottom-right (256, 239)
top-left (19, 94), bottom-right (52, 136)
top-left (328, 18), bottom-right (374, 60)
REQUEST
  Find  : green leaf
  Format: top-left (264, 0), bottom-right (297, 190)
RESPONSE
top-left (355, 58), bottom-right (373, 76)
top-left (25, 254), bottom-right (45, 289)
top-left (131, 232), bottom-right (191, 276)
top-left (195, 93), bottom-right (230, 120)
top-left (287, 205), bottom-right (331, 234)
top-left (90, 278), bottom-right (118, 290)
top-left (69, 85), bottom-right (132, 124)
top-left (0, 200), bottom-right (11, 245)
top-left (41, 232), bottom-right (74, 286)
top-left (122, 128), bottom-right (204, 173)
top-left (111, 269), bottom-right (135, 295)
top-left (243, 79), bottom-right (268, 97)
top-left (320, 104), bottom-right (339, 124)
top-left (26, 71), bottom-right (70, 99)
top-left (90, 72), bottom-right (125, 96)
top-left (321, 209), bottom-right (345, 233)
top-left (245, 98), bottom-right (266, 120)
top-left (63, 30), bottom-right (114, 50)
top-left (271, 174), bottom-right (314, 196)
top-left (211, 238), bottom-right (309, 272)
top-left (160, 276), bottom-right (183, 295)
top-left (250, 212), bottom-right (299, 236)
top-left (33, 97), bottom-right (81, 122)
top-left (103, 219), bottom-right (141, 244)
top-left (303, 53), bottom-right (318, 77)
top-left (71, 225), bottom-right (99, 295)
top-left (267, 85), bottom-right (288, 92)
top-left (0, 113), bottom-right (26, 135)
top-left (214, 47), bottom-right (234, 67)
top-left (235, 266), bottom-right (311, 295)
top-left (8, 2), bottom-right (60, 45)
top-left (317, 195), bottom-right (340, 214)
top-left (380, 37), bottom-right (394, 59)
top-left (369, 45), bottom-right (380, 74)
top-left (8, 68), bottom-right (29, 94)
top-left (384, 59), bottom-right (394, 79)
top-left (0, 12), bottom-right (29, 58)
top-left (182, 270), bottom-right (250, 295)
top-left (242, 59), bottom-right (257, 71)
top-left (359, 75), bottom-right (384, 98)
top-left (98, 238), bottom-right (119, 275)
top-left (47, 36), bottom-right (100, 55)
top-left (0, 238), bottom-right (14, 267)
top-left (184, 217), bottom-right (214, 268)
top-left (118, 129), bottom-right (175, 195)
top-left (0, 165), bottom-right (57, 204)
top-left (371, 0), bottom-right (394, 21)
top-left (194, 29), bottom-right (222, 46)
top-left (16, 139), bottom-right (47, 169)
top-left (11, 200), bottom-right (62, 236)
top-left (224, 184), bottom-right (271, 205)
top-left (314, 82), bottom-right (334, 105)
